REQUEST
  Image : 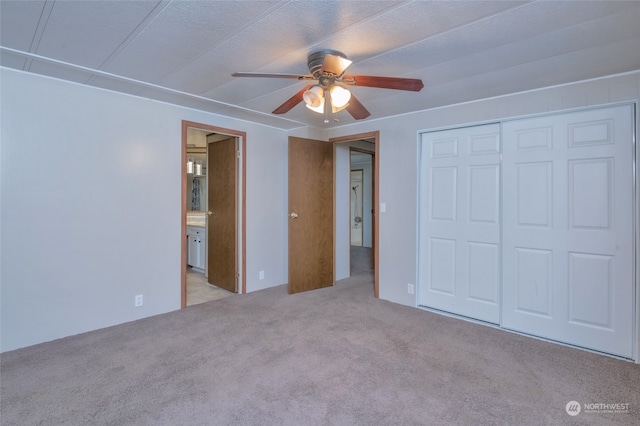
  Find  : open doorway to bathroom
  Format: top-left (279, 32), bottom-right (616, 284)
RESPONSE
top-left (181, 121), bottom-right (246, 308)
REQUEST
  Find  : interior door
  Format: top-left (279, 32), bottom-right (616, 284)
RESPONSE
top-left (502, 105), bottom-right (634, 358)
top-left (207, 137), bottom-right (237, 293)
top-left (418, 124), bottom-right (501, 324)
top-left (288, 137), bottom-right (334, 294)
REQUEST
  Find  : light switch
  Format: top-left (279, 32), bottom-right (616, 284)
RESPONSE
top-left (380, 202), bottom-right (386, 213)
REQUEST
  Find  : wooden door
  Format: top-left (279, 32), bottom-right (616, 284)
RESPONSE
top-left (207, 137), bottom-right (237, 293)
top-left (288, 137), bottom-right (334, 294)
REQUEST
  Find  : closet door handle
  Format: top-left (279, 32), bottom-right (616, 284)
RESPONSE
top-left (289, 212), bottom-right (298, 219)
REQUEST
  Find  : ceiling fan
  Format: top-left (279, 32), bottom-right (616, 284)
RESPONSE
top-left (232, 49), bottom-right (424, 122)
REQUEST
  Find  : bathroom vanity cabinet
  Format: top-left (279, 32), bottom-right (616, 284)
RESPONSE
top-left (187, 225), bottom-right (206, 272)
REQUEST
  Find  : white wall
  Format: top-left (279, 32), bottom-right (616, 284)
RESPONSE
top-left (245, 127), bottom-right (288, 291)
top-left (3, 67), bottom-right (638, 353)
top-left (0, 68), bottom-right (289, 351)
top-left (326, 71), bottom-right (640, 309)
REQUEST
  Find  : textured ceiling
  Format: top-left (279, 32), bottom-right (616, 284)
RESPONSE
top-left (2, 0), bottom-right (640, 130)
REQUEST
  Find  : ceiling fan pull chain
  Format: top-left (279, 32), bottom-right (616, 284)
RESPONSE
top-left (323, 89), bottom-right (331, 123)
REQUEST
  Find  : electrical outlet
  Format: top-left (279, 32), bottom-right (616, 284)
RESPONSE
top-left (259, 271), bottom-right (265, 280)
top-left (407, 284), bottom-right (414, 295)
top-left (135, 294), bottom-right (143, 307)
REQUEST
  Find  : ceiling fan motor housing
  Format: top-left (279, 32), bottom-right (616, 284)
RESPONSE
top-left (307, 49), bottom-right (348, 78)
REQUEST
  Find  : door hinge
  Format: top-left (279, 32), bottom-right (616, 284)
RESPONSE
top-left (236, 150), bottom-right (241, 158)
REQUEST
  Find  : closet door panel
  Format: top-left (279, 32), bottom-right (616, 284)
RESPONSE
top-left (502, 105), bottom-right (634, 358)
top-left (419, 124), bottom-right (501, 324)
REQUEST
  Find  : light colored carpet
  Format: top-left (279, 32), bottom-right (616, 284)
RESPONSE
top-left (1, 247), bottom-right (638, 425)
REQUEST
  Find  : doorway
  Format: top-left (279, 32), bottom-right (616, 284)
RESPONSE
top-left (349, 149), bottom-right (374, 251)
top-left (330, 131), bottom-right (379, 298)
top-left (181, 121), bottom-right (246, 308)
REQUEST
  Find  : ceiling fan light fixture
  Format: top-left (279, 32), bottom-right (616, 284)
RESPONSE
top-left (303, 85), bottom-right (324, 108)
top-left (329, 85), bottom-right (351, 109)
top-left (305, 99), bottom-right (325, 113)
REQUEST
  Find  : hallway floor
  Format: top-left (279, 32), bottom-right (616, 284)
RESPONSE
top-left (186, 268), bottom-right (235, 306)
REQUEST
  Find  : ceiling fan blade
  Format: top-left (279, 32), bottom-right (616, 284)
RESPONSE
top-left (345, 94), bottom-right (370, 120)
top-left (272, 85), bottom-right (314, 114)
top-left (232, 72), bottom-right (314, 81)
top-left (342, 75), bottom-right (424, 92)
top-left (320, 53), bottom-right (352, 77)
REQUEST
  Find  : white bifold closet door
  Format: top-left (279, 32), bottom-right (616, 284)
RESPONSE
top-left (502, 105), bottom-right (634, 358)
top-left (418, 124), bottom-right (501, 324)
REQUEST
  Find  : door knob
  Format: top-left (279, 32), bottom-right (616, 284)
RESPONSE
top-left (207, 210), bottom-right (213, 216)
top-left (289, 212), bottom-right (298, 218)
